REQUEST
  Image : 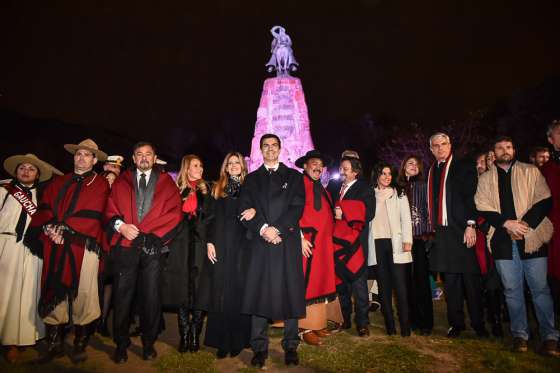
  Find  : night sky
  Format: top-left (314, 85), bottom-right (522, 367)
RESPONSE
top-left (1, 0), bottom-right (559, 158)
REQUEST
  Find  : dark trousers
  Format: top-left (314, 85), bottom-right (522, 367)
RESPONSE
top-left (337, 268), bottom-right (370, 328)
top-left (443, 272), bottom-right (484, 330)
top-left (410, 239), bottom-right (434, 331)
top-left (250, 316), bottom-right (298, 352)
top-left (113, 246), bottom-right (162, 348)
top-left (374, 239), bottom-right (410, 332)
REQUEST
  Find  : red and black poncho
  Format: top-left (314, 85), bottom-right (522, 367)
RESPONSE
top-left (27, 171), bottom-right (109, 317)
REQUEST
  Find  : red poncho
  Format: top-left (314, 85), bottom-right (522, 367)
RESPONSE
top-left (104, 169), bottom-right (182, 250)
top-left (27, 172), bottom-right (109, 317)
top-left (299, 175), bottom-right (337, 304)
top-left (541, 160), bottom-right (560, 280)
top-left (333, 199), bottom-right (366, 285)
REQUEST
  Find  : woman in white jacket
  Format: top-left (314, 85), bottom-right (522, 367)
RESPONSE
top-left (368, 162), bottom-right (413, 336)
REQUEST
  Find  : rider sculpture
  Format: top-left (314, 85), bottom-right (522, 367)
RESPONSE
top-left (265, 25), bottom-right (299, 76)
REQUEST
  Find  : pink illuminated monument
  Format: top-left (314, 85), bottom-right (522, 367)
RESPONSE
top-left (247, 26), bottom-right (315, 171)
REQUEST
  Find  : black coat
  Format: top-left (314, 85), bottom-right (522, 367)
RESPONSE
top-left (239, 163), bottom-right (306, 320)
top-left (196, 193), bottom-right (250, 312)
top-left (334, 178), bottom-right (375, 262)
top-left (161, 186), bottom-right (211, 308)
top-left (428, 157), bottom-right (480, 274)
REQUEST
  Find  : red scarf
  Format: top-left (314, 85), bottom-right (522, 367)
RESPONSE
top-left (182, 180), bottom-right (198, 217)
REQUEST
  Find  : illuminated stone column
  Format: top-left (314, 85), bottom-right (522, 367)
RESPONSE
top-left (247, 76), bottom-right (315, 171)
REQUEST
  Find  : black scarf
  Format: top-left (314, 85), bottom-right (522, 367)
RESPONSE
top-left (304, 174), bottom-right (323, 211)
top-left (13, 180), bottom-right (36, 242)
top-left (224, 175), bottom-right (241, 198)
top-left (53, 170), bottom-right (94, 223)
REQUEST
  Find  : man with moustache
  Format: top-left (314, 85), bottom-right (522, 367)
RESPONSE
top-left (475, 136), bottom-right (559, 355)
top-left (26, 139), bottom-right (110, 364)
top-left (105, 141), bottom-right (182, 363)
top-left (239, 134), bottom-right (306, 367)
top-left (529, 147), bottom-right (551, 168)
top-left (333, 156), bottom-right (374, 336)
top-left (295, 150), bottom-right (342, 345)
top-left (427, 133), bottom-right (487, 338)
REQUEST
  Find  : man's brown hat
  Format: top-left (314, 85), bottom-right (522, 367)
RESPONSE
top-left (64, 138), bottom-right (108, 161)
top-left (3, 153), bottom-right (53, 182)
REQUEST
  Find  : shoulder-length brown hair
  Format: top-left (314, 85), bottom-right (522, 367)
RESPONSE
top-left (177, 154), bottom-right (208, 195)
top-left (397, 155), bottom-right (425, 186)
top-left (212, 152), bottom-right (248, 199)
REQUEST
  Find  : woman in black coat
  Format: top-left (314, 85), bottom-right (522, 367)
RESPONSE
top-left (161, 154), bottom-right (211, 353)
top-left (196, 152), bottom-right (254, 358)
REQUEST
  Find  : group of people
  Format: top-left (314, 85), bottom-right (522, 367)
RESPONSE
top-left (1, 119), bottom-right (560, 367)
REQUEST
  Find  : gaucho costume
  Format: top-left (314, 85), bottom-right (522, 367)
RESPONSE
top-left (27, 168), bottom-right (109, 361)
top-left (105, 167), bottom-right (182, 358)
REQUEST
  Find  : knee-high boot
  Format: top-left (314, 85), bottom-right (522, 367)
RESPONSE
top-left (71, 323), bottom-right (95, 364)
top-left (38, 324), bottom-right (66, 364)
top-left (178, 305), bottom-right (190, 353)
top-left (189, 310), bottom-right (204, 352)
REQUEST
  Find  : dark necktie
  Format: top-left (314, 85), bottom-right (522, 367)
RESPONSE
top-left (15, 185), bottom-right (32, 242)
top-left (140, 173), bottom-right (147, 191)
top-left (312, 179), bottom-right (322, 211)
top-left (267, 168), bottom-right (276, 175)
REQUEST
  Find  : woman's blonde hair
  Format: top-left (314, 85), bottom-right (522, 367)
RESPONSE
top-left (177, 154), bottom-right (207, 195)
top-left (212, 152), bottom-right (247, 199)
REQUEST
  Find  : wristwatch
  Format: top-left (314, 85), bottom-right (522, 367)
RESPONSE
top-left (467, 220), bottom-right (476, 229)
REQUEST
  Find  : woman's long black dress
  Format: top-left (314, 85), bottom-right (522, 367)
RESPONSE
top-left (196, 182), bottom-right (251, 354)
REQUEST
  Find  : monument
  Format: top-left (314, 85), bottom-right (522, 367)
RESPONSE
top-left (247, 26), bottom-right (315, 171)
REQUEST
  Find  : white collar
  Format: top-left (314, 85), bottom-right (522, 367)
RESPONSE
top-left (264, 163), bottom-right (280, 171)
top-left (137, 168), bottom-right (153, 181)
top-left (343, 179), bottom-right (357, 189)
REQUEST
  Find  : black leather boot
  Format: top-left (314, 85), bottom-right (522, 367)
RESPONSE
top-left (38, 324), bottom-right (65, 364)
top-left (71, 323), bottom-right (96, 364)
top-left (189, 310), bottom-right (204, 352)
top-left (178, 306), bottom-right (190, 353)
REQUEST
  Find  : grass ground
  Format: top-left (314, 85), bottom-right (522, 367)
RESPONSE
top-left (2, 300), bottom-right (559, 372)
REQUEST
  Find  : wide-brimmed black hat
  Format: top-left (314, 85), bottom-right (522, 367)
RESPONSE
top-left (295, 150), bottom-right (333, 169)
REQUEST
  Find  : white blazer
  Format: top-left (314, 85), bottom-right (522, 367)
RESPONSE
top-left (368, 189), bottom-right (413, 266)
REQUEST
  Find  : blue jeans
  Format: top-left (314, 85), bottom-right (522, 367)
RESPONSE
top-left (495, 241), bottom-right (559, 341)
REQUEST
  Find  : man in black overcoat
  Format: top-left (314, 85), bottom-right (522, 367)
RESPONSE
top-left (427, 132), bottom-right (487, 338)
top-left (239, 134), bottom-right (306, 368)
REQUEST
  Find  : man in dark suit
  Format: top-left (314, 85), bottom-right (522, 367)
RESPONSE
top-left (333, 156), bottom-right (375, 335)
top-left (427, 132), bottom-right (487, 338)
top-left (239, 134), bottom-right (306, 368)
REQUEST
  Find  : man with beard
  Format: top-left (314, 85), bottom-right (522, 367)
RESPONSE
top-left (529, 147), bottom-right (551, 168)
top-left (239, 134), bottom-right (306, 367)
top-left (541, 120), bottom-right (560, 323)
top-left (26, 139), bottom-right (110, 364)
top-left (333, 156), bottom-right (374, 336)
top-left (475, 136), bottom-right (559, 356)
top-left (295, 150), bottom-right (342, 346)
top-left (105, 141), bottom-right (182, 363)
top-left (427, 133), bottom-right (487, 338)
